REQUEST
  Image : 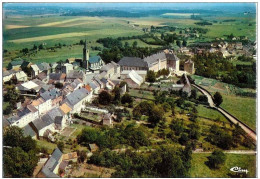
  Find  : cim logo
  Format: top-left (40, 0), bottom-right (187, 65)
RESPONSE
top-left (230, 166), bottom-right (249, 174)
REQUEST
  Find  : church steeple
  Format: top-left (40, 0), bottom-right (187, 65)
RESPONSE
top-left (83, 39), bottom-right (89, 70)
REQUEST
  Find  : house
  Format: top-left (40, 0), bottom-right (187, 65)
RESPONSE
top-left (89, 144), bottom-right (99, 152)
top-left (171, 74), bottom-right (191, 96)
top-left (37, 62), bottom-right (51, 75)
top-left (49, 73), bottom-right (66, 84)
top-left (31, 64), bottom-right (41, 78)
top-left (16, 80), bottom-right (41, 94)
top-left (37, 71), bottom-right (49, 83)
top-left (7, 58), bottom-right (24, 70)
top-left (61, 88), bottom-right (90, 113)
top-left (61, 63), bottom-right (73, 74)
top-left (40, 88), bottom-right (62, 107)
top-left (31, 97), bottom-right (52, 115)
top-left (12, 104), bottom-right (38, 128)
top-left (89, 81), bottom-right (100, 94)
top-left (118, 57), bottom-right (147, 71)
top-left (59, 103), bottom-right (72, 118)
top-left (88, 56), bottom-right (104, 71)
top-left (22, 124), bottom-right (37, 139)
top-left (30, 107), bottom-right (67, 139)
top-left (121, 70), bottom-right (144, 88)
top-left (50, 63), bottom-right (59, 73)
top-left (66, 70), bottom-right (86, 83)
top-left (37, 148), bottom-right (63, 178)
top-left (3, 70), bottom-right (15, 83)
top-left (184, 59), bottom-right (195, 74)
top-left (100, 61), bottom-right (120, 79)
top-left (103, 113), bottom-right (114, 127)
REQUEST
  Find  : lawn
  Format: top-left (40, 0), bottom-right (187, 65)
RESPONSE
top-left (36, 139), bottom-right (57, 154)
top-left (128, 89), bottom-right (154, 100)
top-left (190, 153), bottom-right (256, 178)
top-left (220, 94), bottom-right (256, 131)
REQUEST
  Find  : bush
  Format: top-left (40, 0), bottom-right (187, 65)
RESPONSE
top-left (207, 149), bottom-right (226, 169)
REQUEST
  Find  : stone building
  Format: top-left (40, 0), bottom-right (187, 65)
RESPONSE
top-left (184, 59), bottom-right (195, 74)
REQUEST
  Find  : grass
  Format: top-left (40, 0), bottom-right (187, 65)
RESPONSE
top-left (220, 94), bottom-right (256, 131)
top-left (36, 139), bottom-right (57, 154)
top-left (128, 89), bottom-right (154, 100)
top-left (196, 104), bottom-right (226, 122)
top-left (190, 153), bottom-right (256, 178)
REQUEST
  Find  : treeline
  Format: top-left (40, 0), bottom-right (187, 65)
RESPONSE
top-left (62, 9), bottom-right (220, 18)
top-left (195, 21), bottom-right (213, 26)
top-left (193, 53), bottom-right (256, 89)
top-left (89, 145), bottom-right (192, 177)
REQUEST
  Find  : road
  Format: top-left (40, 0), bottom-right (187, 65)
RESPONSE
top-left (192, 84), bottom-right (256, 142)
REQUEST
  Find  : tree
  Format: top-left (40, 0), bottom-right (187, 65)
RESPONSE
top-left (121, 93), bottom-right (133, 105)
top-left (207, 149), bottom-right (226, 169)
top-left (182, 40), bottom-right (187, 47)
top-left (133, 41), bottom-right (138, 48)
top-left (146, 70), bottom-right (156, 83)
top-left (57, 141), bottom-right (64, 152)
top-left (176, 40), bottom-right (181, 47)
top-left (148, 106), bottom-right (165, 127)
top-left (78, 150), bottom-right (87, 163)
top-left (38, 44), bottom-right (43, 50)
top-left (213, 92), bottom-right (223, 106)
top-left (3, 126), bottom-right (38, 177)
top-left (112, 87), bottom-right (121, 104)
top-left (190, 89), bottom-right (197, 99)
top-left (98, 91), bottom-right (112, 105)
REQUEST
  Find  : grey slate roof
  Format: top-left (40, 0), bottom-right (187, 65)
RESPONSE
top-left (63, 88), bottom-right (89, 107)
top-left (143, 52), bottom-right (167, 67)
top-left (6, 115), bottom-right (19, 125)
top-left (89, 82), bottom-right (98, 90)
top-left (41, 148), bottom-right (62, 178)
top-left (49, 73), bottom-right (65, 80)
top-left (118, 57), bottom-right (147, 68)
top-left (40, 88), bottom-right (61, 101)
top-left (23, 124), bottom-right (36, 137)
top-left (37, 62), bottom-right (50, 71)
top-left (67, 70), bottom-right (85, 79)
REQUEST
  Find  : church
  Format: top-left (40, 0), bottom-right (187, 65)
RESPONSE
top-left (82, 40), bottom-right (104, 71)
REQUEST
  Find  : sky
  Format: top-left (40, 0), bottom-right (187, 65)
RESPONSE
top-left (3, 2), bottom-right (256, 13)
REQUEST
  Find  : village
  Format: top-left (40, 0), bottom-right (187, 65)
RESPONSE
top-left (3, 36), bottom-right (257, 178)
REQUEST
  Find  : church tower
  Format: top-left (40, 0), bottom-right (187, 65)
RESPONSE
top-left (83, 39), bottom-right (89, 70)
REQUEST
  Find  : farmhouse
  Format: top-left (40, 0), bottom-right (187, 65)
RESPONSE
top-left (37, 148), bottom-right (63, 178)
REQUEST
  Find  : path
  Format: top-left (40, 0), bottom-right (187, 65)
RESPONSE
top-left (192, 84), bottom-right (256, 142)
top-left (193, 150), bottom-right (256, 155)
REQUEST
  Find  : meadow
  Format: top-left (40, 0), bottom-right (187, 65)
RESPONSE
top-left (192, 75), bottom-right (256, 131)
top-left (3, 12), bottom-right (256, 66)
top-left (190, 153), bottom-right (256, 178)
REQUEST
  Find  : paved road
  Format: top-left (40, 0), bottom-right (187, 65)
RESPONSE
top-left (193, 150), bottom-right (256, 155)
top-left (192, 84), bottom-right (256, 142)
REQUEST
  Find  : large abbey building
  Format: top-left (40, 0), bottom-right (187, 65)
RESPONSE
top-left (118, 49), bottom-right (180, 72)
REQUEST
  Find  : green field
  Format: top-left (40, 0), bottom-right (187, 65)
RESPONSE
top-left (190, 153), bottom-right (256, 178)
top-left (3, 13), bottom-right (256, 66)
top-left (220, 94), bottom-right (256, 131)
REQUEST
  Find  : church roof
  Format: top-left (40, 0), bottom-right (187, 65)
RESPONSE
top-left (89, 56), bottom-right (102, 64)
